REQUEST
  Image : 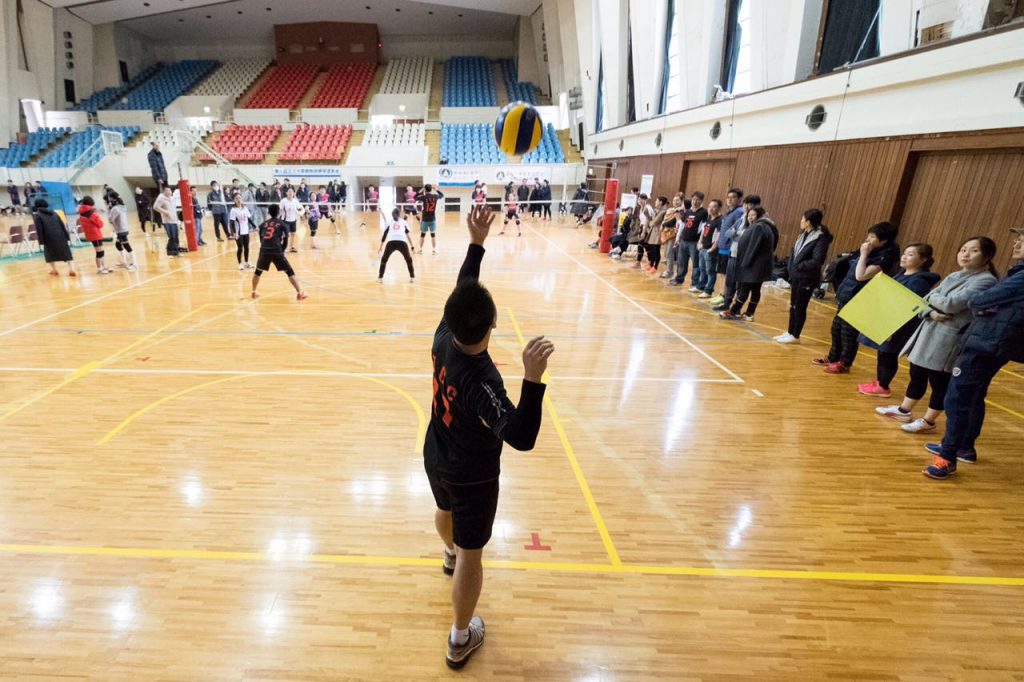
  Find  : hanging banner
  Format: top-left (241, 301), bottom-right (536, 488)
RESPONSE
top-left (436, 166), bottom-right (552, 187)
top-left (639, 174), bottom-right (654, 196)
top-left (271, 166), bottom-right (342, 179)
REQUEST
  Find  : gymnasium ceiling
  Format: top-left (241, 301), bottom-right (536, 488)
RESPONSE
top-left (51, 0), bottom-right (537, 38)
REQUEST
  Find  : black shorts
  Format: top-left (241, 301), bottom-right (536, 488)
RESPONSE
top-left (90, 239), bottom-right (103, 248)
top-left (255, 251), bottom-right (294, 276)
top-left (285, 220), bottom-right (297, 233)
top-left (424, 462), bottom-right (499, 550)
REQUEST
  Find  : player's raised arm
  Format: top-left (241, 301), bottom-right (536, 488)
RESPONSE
top-left (456, 205), bottom-right (495, 285)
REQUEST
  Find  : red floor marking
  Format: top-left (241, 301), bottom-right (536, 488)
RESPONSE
top-left (524, 532), bottom-right (551, 551)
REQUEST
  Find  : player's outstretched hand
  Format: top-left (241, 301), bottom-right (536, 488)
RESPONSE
top-left (467, 205), bottom-right (495, 246)
top-left (522, 336), bottom-right (555, 384)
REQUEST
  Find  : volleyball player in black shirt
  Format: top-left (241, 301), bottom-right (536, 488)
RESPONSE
top-left (250, 204), bottom-right (308, 301)
top-left (425, 205), bottom-right (554, 669)
top-left (416, 184), bottom-right (444, 255)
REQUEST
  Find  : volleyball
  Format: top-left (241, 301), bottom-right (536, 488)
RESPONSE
top-left (493, 101), bottom-right (543, 156)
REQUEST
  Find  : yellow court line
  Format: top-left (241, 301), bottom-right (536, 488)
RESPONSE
top-left (96, 371), bottom-right (427, 452)
top-left (506, 306), bottom-right (622, 566)
top-left (0, 543), bottom-right (1020, 586)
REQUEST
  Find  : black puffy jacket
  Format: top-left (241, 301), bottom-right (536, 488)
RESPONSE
top-left (959, 262), bottom-right (1024, 362)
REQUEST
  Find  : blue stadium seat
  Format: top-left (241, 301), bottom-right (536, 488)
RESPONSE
top-left (36, 126), bottom-right (141, 168)
top-left (0, 127), bottom-right (71, 168)
top-left (499, 59), bottom-right (537, 105)
top-left (443, 57), bottom-right (497, 107)
top-left (522, 124), bottom-right (565, 164)
top-left (440, 124), bottom-right (506, 165)
top-left (72, 63), bottom-right (163, 113)
top-left (108, 60), bottom-right (219, 112)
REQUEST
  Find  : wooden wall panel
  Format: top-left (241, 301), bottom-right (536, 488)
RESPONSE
top-left (598, 128), bottom-right (1023, 269)
top-left (899, 150), bottom-right (1024, 273)
top-left (818, 139), bottom-right (912, 254)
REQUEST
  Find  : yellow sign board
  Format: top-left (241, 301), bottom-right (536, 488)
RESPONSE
top-left (838, 273), bottom-right (929, 345)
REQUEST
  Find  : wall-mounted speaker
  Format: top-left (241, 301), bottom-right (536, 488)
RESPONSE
top-left (710, 121), bottom-right (722, 140)
top-left (63, 31), bottom-right (72, 39)
top-left (66, 61), bottom-right (74, 70)
top-left (655, 132), bottom-right (663, 147)
top-left (1014, 81), bottom-right (1024, 105)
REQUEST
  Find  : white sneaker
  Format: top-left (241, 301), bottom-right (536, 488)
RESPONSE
top-left (659, 272), bottom-right (670, 279)
top-left (688, 286), bottom-right (700, 292)
top-left (776, 333), bottom-right (801, 344)
top-left (377, 277), bottom-right (383, 283)
top-left (901, 418), bottom-right (937, 434)
top-left (875, 405), bottom-right (912, 423)
top-left (127, 264), bottom-right (137, 272)
top-left (611, 254), bottom-right (621, 260)
top-left (238, 263), bottom-right (245, 271)
top-left (410, 277), bottom-right (415, 283)
top-left (697, 292), bottom-right (712, 299)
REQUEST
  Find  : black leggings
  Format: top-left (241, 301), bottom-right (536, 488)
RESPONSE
top-left (906, 362), bottom-right (951, 411)
top-left (114, 233), bottom-right (133, 252)
top-left (379, 241), bottom-right (414, 278)
top-left (876, 351), bottom-right (900, 390)
top-left (542, 204), bottom-right (551, 219)
top-left (646, 243), bottom-right (661, 268)
top-left (788, 283), bottom-right (814, 337)
top-left (236, 233), bottom-right (250, 263)
top-left (635, 243), bottom-right (645, 263)
top-left (730, 282), bottom-right (763, 316)
top-left (827, 309), bottom-right (860, 366)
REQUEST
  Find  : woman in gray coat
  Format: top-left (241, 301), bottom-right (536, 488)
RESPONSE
top-left (875, 237), bottom-right (998, 434)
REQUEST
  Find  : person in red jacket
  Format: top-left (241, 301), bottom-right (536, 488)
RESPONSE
top-left (77, 196), bottom-right (110, 274)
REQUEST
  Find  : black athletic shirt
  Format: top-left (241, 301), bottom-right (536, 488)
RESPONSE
top-left (701, 215), bottom-right (721, 250)
top-left (418, 191), bottom-right (444, 221)
top-left (258, 218), bottom-right (288, 253)
top-left (424, 244), bottom-right (546, 484)
top-left (681, 207), bottom-right (708, 242)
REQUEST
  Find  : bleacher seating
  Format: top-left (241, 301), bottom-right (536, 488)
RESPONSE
top-left (72, 63), bottom-right (162, 113)
top-left (500, 59), bottom-right (538, 105)
top-left (37, 126), bottom-right (140, 168)
top-left (363, 123), bottom-right (425, 146)
top-left (142, 124), bottom-right (209, 150)
top-left (202, 125), bottom-right (280, 162)
top-left (440, 124), bottom-right (505, 164)
top-left (308, 63), bottom-right (376, 109)
top-left (190, 58), bottom-right (271, 101)
top-left (0, 128), bottom-right (70, 168)
top-left (110, 60), bottom-right (219, 111)
top-left (443, 57), bottom-right (497, 107)
top-left (243, 64), bottom-right (319, 110)
top-left (279, 125), bottom-right (352, 161)
top-left (379, 57), bottom-right (432, 95)
top-left (522, 123), bottom-right (566, 164)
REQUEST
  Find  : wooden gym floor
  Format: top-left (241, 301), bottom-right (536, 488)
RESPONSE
top-left (0, 211), bottom-right (1022, 680)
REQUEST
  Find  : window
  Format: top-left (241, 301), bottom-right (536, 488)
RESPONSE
top-left (659, 0), bottom-right (681, 114)
top-left (64, 79), bottom-right (76, 104)
top-left (596, 54), bottom-right (605, 133)
top-left (818, 0), bottom-right (880, 73)
top-left (722, 0), bottom-right (751, 95)
top-left (119, 60), bottom-right (129, 83)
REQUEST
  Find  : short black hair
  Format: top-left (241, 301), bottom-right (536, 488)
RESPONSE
top-left (683, 198), bottom-right (692, 210)
top-left (34, 198), bottom-right (48, 209)
top-left (425, 183), bottom-right (433, 191)
top-left (803, 208), bottom-right (823, 228)
top-left (868, 221), bottom-right (898, 243)
top-left (268, 204), bottom-right (280, 218)
top-left (748, 205), bottom-right (766, 220)
top-left (727, 187), bottom-right (744, 199)
top-left (81, 195), bottom-right (95, 206)
top-left (444, 282), bottom-right (497, 346)
top-left (691, 191), bottom-right (705, 201)
top-left (743, 194), bottom-right (761, 207)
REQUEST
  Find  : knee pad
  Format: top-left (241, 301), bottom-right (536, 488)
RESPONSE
top-left (115, 241), bottom-right (124, 251)
top-left (124, 243), bottom-right (133, 253)
top-left (96, 249), bottom-right (105, 258)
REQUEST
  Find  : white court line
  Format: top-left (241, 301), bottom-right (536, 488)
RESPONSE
top-left (752, 389), bottom-right (765, 397)
top-left (525, 227), bottom-right (745, 383)
top-left (0, 367), bottom-right (738, 383)
top-left (0, 252), bottom-right (224, 340)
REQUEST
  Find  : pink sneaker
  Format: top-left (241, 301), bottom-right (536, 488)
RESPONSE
top-left (824, 361), bottom-right (850, 374)
top-left (858, 380), bottom-right (892, 397)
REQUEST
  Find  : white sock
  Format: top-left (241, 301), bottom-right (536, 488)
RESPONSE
top-left (451, 625), bottom-right (469, 645)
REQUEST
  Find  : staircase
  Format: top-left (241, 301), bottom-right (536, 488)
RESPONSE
top-left (25, 133), bottom-right (72, 168)
top-left (341, 128), bottom-right (363, 164)
top-left (264, 128), bottom-right (292, 165)
top-left (558, 129), bottom-right (583, 164)
top-left (425, 130), bottom-right (441, 164)
top-left (428, 62), bottom-right (444, 116)
top-left (296, 71), bottom-right (329, 111)
top-left (492, 62), bottom-right (510, 107)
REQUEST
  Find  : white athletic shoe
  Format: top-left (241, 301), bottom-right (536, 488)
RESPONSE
top-left (377, 277), bottom-right (383, 283)
top-left (901, 418), bottom-right (937, 434)
top-left (688, 286), bottom-right (700, 292)
top-left (875, 405), bottom-right (912, 423)
top-left (238, 263), bottom-right (245, 271)
top-left (127, 264), bottom-right (137, 272)
top-left (776, 333), bottom-right (800, 344)
top-left (410, 277), bottom-right (415, 283)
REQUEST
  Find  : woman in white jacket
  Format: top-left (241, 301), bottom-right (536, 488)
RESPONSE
top-left (230, 194), bottom-right (254, 270)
